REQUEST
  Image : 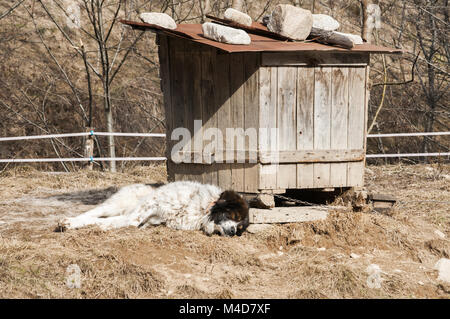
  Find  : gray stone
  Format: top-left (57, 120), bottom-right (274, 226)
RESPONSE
top-left (139, 12), bottom-right (177, 30)
top-left (312, 14), bottom-right (340, 31)
top-left (334, 31), bottom-right (364, 45)
top-left (267, 4), bottom-right (313, 41)
top-left (434, 258), bottom-right (450, 283)
top-left (224, 8), bottom-right (253, 27)
top-left (202, 22), bottom-right (251, 45)
top-left (434, 230), bottom-right (446, 239)
top-left (246, 223), bottom-right (274, 234)
top-left (350, 253), bottom-right (361, 259)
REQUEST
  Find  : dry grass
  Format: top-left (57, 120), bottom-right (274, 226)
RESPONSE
top-left (0, 164), bottom-right (449, 298)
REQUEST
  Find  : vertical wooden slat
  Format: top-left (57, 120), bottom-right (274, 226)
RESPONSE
top-left (330, 67), bottom-right (349, 186)
top-left (157, 34), bottom-right (174, 181)
top-left (277, 66), bottom-right (297, 189)
top-left (188, 41), bottom-right (204, 183)
top-left (243, 53), bottom-right (260, 193)
top-left (201, 47), bottom-right (218, 185)
top-left (259, 66), bottom-right (278, 190)
top-left (362, 64), bottom-right (370, 187)
top-left (215, 53), bottom-right (232, 190)
top-left (313, 67), bottom-right (332, 188)
top-left (168, 37), bottom-right (186, 182)
top-left (347, 67), bottom-right (366, 187)
top-left (229, 53), bottom-right (245, 192)
top-left (296, 67), bottom-right (315, 188)
top-left (180, 41), bottom-right (195, 181)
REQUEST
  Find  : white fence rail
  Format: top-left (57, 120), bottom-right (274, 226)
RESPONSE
top-left (366, 131), bottom-right (449, 158)
top-left (0, 131), bottom-right (167, 163)
top-left (367, 132), bottom-right (450, 138)
top-left (0, 131), bottom-right (448, 163)
top-left (0, 131), bottom-right (166, 142)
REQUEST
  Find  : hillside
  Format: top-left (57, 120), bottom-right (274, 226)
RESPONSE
top-left (0, 0), bottom-right (448, 171)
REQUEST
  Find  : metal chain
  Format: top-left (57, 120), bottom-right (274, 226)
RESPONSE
top-left (272, 193), bottom-right (323, 207)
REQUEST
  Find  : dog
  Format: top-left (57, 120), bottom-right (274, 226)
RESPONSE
top-left (56, 181), bottom-right (249, 237)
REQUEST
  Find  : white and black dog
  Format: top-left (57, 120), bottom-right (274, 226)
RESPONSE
top-left (56, 181), bottom-right (249, 237)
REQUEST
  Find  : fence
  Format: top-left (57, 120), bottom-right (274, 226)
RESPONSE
top-left (0, 131), bottom-right (449, 164)
top-left (0, 131), bottom-right (166, 164)
top-left (366, 132), bottom-right (449, 158)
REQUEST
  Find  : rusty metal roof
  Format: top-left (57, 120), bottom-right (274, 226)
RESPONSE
top-left (121, 19), bottom-right (402, 55)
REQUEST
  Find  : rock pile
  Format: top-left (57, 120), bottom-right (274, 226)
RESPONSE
top-left (140, 5), bottom-right (365, 48)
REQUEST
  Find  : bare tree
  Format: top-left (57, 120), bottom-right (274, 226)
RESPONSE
top-left (411, 0), bottom-right (449, 156)
top-left (37, 0), bottom-right (145, 172)
top-left (0, 0), bottom-right (26, 20)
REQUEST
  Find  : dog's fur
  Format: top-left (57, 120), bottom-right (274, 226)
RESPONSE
top-left (57, 181), bottom-right (249, 236)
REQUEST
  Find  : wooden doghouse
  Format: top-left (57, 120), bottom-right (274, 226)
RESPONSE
top-left (122, 21), bottom-right (401, 200)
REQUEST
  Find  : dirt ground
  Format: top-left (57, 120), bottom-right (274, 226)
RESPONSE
top-left (0, 163), bottom-right (449, 299)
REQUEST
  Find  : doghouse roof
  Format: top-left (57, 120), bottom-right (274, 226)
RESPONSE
top-left (121, 19), bottom-right (402, 55)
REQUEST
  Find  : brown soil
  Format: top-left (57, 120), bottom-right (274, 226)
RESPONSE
top-left (0, 164), bottom-right (449, 298)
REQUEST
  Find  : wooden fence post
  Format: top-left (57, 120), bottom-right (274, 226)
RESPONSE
top-left (84, 127), bottom-right (94, 170)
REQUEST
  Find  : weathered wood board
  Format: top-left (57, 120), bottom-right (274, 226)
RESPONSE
top-left (160, 37), bottom-right (369, 193)
top-left (249, 206), bottom-right (331, 223)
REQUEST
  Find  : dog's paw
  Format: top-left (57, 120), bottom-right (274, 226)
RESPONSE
top-left (54, 219), bottom-right (68, 232)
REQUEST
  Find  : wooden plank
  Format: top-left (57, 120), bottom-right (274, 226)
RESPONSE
top-left (243, 53), bottom-right (260, 193)
top-left (362, 65), bottom-right (370, 186)
top-left (258, 66), bottom-right (278, 190)
top-left (229, 53), bottom-right (245, 192)
top-left (296, 67), bottom-right (315, 188)
top-left (189, 42), bottom-right (205, 183)
top-left (260, 149), bottom-right (365, 163)
top-left (157, 35), bottom-right (174, 182)
top-left (277, 67), bottom-right (297, 189)
top-left (313, 67), bottom-right (332, 187)
top-left (262, 52), bottom-right (369, 67)
top-left (179, 41), bottom-right (196, 182)
top-left (168, 37), bottom-right (187, 182)
top-left (330, 67), bottom-right (349, 187)
top-left (249, 206), bottom-right (330, 224)
top-left (201, 47), bottom-right (218, 185)
top-left (347, 67), bottom-right (366, 187)
top-left (215, 52), bottom-right (232, 189)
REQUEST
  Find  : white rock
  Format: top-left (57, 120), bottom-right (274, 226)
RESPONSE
top-left (267, 4), bottom-right (313, 41)
top-left (202, 22), bottom-right (251, 45)
top-left (317, 247), bottom-right (326, 251)
top-left (434, 230), bottom-right (446, 239)
top-left (312, 14), bottom-right (340, 31)
top-left (334, 31), bottom-right (363, 45)
top-left (366, 264), bottom-right (383, 288)
top-left (418, 281), bottom-right (424, 286)
top-left (224, 8), bottom-right (253, 27)
top-left (434, 258), bottom-right (450, 283)
top-left (366, 264), bottom-right (381, 275)
top-left (350, 253), bottom-right (361, 259)
top-left (139, 12), bottom-right (177, 30)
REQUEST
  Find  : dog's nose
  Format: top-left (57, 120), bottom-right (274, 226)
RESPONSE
top-left (228, 227), bottom-right (236, 236)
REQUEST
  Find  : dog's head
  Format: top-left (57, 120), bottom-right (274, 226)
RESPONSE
top-left (209, 190), bottom-right (249, 237)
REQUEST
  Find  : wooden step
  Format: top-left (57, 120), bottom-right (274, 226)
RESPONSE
top-left (249, 206), bottom-right (346, 224)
